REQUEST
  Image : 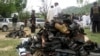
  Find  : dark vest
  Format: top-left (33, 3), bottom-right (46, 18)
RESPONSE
top-left (93, 6), bottom-right (100, 15)
top-left (92, 6), bottom-right (100, 21)
top-left (12, 17), bottom-right (17, 23)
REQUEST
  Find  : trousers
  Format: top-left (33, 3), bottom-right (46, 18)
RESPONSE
top-left (92, 21), bottom-right (100, 33)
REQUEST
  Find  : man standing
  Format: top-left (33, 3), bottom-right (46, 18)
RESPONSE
top-left (30, 10), bottom-right (36, 35)
top-left (12, 14), bottom-right (18, 31)
top-left (81, 14), bottom-right (88, 28)
top-left (90, 2), bottom-right (100, 33)
top-left (47, 5), bottom-right (54, 22)
top-left (53, 2), bottom-right (61, 20)
top-left (53, 2), bottom-right (70, 34)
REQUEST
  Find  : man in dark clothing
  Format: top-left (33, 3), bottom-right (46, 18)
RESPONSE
top-left (30, 10), bottom-right (36, 35)
top-left (71, 13), bottom-right (79, 21)
top-left (90, 2), bottom-right (100, 33)
top-left (12, 14), bottom-right (18, 31)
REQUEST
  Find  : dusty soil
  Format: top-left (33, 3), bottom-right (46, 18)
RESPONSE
top-left (24, 27), bottom-right (31, 36)
top-left (0, 31), bottom-right (8, 39)
top-left (0, 27), bottom-right (32, 39)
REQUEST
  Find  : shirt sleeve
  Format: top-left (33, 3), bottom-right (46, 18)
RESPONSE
top-left (54, 6), bottom-right (62, 17)
top-left (58, 7), bottom-right (62, 14)
top-left (53, 7), bottom-right (57, 17)
top-left (47, 10), bottom-right (50, 20)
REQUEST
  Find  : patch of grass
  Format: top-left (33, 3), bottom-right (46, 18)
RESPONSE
top-left (0, 39), bottom-right (20, 56)
top-left (85, 29), bottom-right (100, 43)
top-left (0, 49), bottom-right (18, 56)
top-left (0, 39), bottom-right (20, 48)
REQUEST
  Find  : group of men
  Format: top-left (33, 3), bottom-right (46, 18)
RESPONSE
top-left (29, 2), bottom-right (62, 36)
top-left (12, 1), bottom-right (100, 35)
top-left (47, 2), bottom-right (100, 33)
top-left (47, 2), bottom-right (61, 23)
top-left (70, 2), bottom-right (100, 33)
top-left (16, 2), bottom-right (100, 56)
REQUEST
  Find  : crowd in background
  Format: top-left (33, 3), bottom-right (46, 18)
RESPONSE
top-left (70, 13), bottom-right (91, 29)
top-left (71, 2), bottom-right (100, 33)
top-left (24, 1), bottom-right (100, 36)
top-left (46, 2), bottom-right (100, 34)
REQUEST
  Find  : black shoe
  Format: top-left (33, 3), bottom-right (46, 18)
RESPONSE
top-left (92, 48), bottom-right (100, 53)
top-left (92, 32), bottom-right (97, 33)
top-left (97, 31), bottom-right (100, 33)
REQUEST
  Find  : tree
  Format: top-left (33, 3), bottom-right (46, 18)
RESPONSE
top-left (40, 0), bottom-right (48, 20)
top-left (63, 0), bottom-right (93, 14)
top-left (84, 0), bottom-right (90, 13)
top-left (76, 0), bottom-right (85, 14)
top-left (40, 0), bottom-right (52, 20)
top-left (77, 0), bottom-right (83, 7)
top-left (0, 0), bottom-right (16, 17)
top-left (0, 0), bottom-right (27, 17)
top-left (15, 0), bottom-right (27, 13)
top-left (19, 11), bottom-right (30, 21)
top-left (15, 0), bottom-right (27, 21)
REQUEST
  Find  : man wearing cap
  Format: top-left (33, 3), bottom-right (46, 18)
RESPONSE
top-left (30, 10), bottom-right (36, 35)
top-left (90, 2), bottom-right (100, 33)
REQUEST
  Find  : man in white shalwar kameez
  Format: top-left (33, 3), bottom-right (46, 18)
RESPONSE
top-left (47, 6), bottom-right (54, 22)
top-left (85, 14), bottom-right (92, 31)
top-left (86, 14), bottom-right (91, 25)
top-left (82, 14), bottom-right (91, 28)
top-left (82, 15), bottom-right (86, 28)
top-left (53, 2), bottom-right (62, 20)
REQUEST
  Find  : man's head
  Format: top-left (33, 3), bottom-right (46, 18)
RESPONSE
top-left (32, 10), bottom-right (35, 13)
top-left (86, 13), bottom-right (89, 16)
top-left (51, 5), bottom-right (54, 8)
top-left (93, 2), bottom-right (98, 6)
top-left (14, 14), bottom-right (17, 17)
top-left (72, 13), bottom-right (75, 16)
top-left (54, 2), bottom-right (59, 7)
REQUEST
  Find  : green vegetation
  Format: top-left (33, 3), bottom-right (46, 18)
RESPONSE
top-left (85, 29), bottom-right (100, 43)
top-left (63, 0), bottom-right (100, 14)
top-left (0, 50), bottom-right (18, 56)
top-left (62, 4), bottom-right (92, 14)
top-left (0, 0), bottom-right (27, 17)
top-left (0, 39), bottom-right (20, 48)
top-left (19, 11), bottom-right (31, 21)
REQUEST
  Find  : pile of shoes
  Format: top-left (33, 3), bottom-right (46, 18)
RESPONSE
top-left (16, 14), bottom-right (100, 56)
top-left (6, 30), bottom-right (26, 38)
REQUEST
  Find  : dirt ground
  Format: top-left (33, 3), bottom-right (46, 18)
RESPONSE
top-left (0, 31), bottom-right (8, 39)
top-left (0, 27), bottom-right (31, 39)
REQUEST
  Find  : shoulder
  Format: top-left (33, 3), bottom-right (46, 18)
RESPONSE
top-left (57, 6), bottom-right (61, 9)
